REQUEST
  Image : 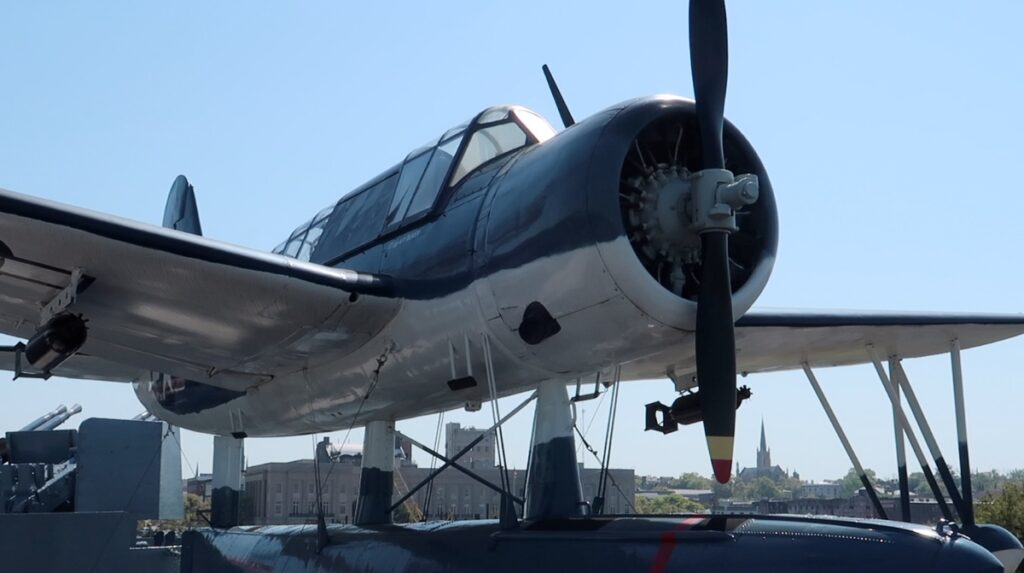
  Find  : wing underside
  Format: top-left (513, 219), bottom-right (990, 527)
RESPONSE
top-left (733, 309), bottom-right (1024, 373)
top-left (0, 188), bottom-right (400, 389)
top-left (618, 309), bottom-right (1024, 382)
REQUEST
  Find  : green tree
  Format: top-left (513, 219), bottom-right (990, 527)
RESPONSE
top-left (747, 477), bottom-right (780, 501)
top-left (183, 493), bottom-right (211, 527)
top-left (970, 470), bottom-right (1005, 496)
top-left (636, 494), bottom-right (705, 514)
top-left (670, 472), bottom-right (713, 490)
top-left (777, 474), bottom-right (804, 496)
top-left (711, 480), bottom-right (733, 500)
top-left (906, 470), bottom-right (961, 499)
top-left (975, 483), bottom-right (1024, 541)
top-left (140, 493), bottom-right (210, 533)
top-left (839, 468), bottom-right (877, 497)
top-left (907, 472), bottom-right (930, 496)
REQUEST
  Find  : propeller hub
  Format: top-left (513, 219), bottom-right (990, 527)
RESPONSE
top-left (690, 168), bottom-right (759, 234)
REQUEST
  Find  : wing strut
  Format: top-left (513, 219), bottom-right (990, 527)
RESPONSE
top-left (389, 392), bottom-right (536, 516)
top-left (867, 346), bottom-right (954, 522)
top-left (801, 363), bottom-right (888, 520)
top-left (888, 358), bottom-right (967, 518)
top-left (949, 339), bottom-right (974, 526)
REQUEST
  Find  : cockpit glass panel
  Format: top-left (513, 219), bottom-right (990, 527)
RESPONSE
top-left (514, 109), bottom-right (557, 142)
top-left (442, 121), bottom-right (469, 140)
top-left (451, 121), bottom-right (529, 186)
top-left (312, 173), bottom-right (398, 264)
top-left (275, 203), bottom-right (340, 261)
top-left (303, 224), bottom-right (324, 248)
top-left (478, 109), bottom-right (510, 124)
top-left (283, 233), bottom-right (303, 257)
top-left (312, 205), bottom-right (334, 224)
top-left (385, 151), bottom-right (431, 227)
top-left (405, 134), bottom-right (462, 218)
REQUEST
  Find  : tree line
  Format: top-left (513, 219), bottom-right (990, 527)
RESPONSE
top-left (635, 468), bottom-right (1024, 541)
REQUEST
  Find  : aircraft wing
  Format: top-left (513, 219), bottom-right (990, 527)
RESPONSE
top-left (0, 188), bottom-right (400, 390)
top-left (0, 351), bottom-right (149, 383)
top-left (733, 309), bottom-right (1024, 373)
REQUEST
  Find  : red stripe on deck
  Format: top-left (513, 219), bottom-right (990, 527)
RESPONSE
top-left (649, 516), bottom-right (704, 573)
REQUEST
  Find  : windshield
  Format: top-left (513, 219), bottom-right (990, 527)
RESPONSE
top-left (448, 106), bottom-right (555, 187)
top-left (452, 122), bottom-right (527, 186)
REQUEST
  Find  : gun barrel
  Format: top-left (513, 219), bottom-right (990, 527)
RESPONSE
top-left (20, 404), bottom-right (67, 431)
top-left (34, 403), bottom-right (82, 431)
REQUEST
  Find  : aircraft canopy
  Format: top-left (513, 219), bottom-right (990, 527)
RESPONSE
top-left (274, 106), bottom-right (556, 263)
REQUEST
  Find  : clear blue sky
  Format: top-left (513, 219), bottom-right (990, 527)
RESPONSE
top-left (1, 2), bottom-right (1022, 482)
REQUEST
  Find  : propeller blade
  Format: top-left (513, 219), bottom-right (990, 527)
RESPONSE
top-left (689, 0), bottom-right (728, 169)
top-left (696, 232), bottom-right (737, 483)
top-left (690, 0), bottom-right (737, 483)
top-left (541, 64), bottom-right (576, 129)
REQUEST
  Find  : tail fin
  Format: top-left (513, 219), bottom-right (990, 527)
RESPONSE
top-left (163, 175), bottom-right (203, 236)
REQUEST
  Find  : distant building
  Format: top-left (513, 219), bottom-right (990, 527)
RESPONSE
top-left (444, 422), bottom-right (496, 470)
top-left (798, 482), bottom-right (843, 499)
top-left (714, 499), bottom-right (756, 514)
top-left (241, 431), bottom-right (634, 524)
top-left (183, 472), bottom-right (213, 501)
top-left (757, 491), bottom-right (947, 525)
top-left (243, 458), bottom-right (363, 525)
top-left (405, 464), bottom-right (633, 520)
top-left (670, 489), bottom-right (715, 506)
top-left (737, 421), bottom-right (789, 482)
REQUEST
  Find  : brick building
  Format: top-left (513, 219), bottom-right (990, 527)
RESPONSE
top-left (241, 426), bottom-right (634, 525)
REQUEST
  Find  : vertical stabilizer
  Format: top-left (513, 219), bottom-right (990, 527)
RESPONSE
top-left (163, 175), bottom-right (203, 235)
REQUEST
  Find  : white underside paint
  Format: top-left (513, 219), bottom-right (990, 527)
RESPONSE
top-left (132, 239), bottom-right (1024, 436)
top-left (361, 420), bottom-right (396, 471)
top-left (137, 242), bottom-right (696, 435)
top-left (1, 192), bottom-right (1021, 437)
top-left (212, 435), bottom-right (244, 491)
top-left (992, 548), bottom-right (1024, 573)
top-left (531, 380), bottom-right (575, 446)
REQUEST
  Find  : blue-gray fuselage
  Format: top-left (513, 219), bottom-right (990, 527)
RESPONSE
top-left (136, 95), bottom-right (778, 437)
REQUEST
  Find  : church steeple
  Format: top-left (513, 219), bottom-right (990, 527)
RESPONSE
top-left (756, 419), bottom-right (771, 469)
